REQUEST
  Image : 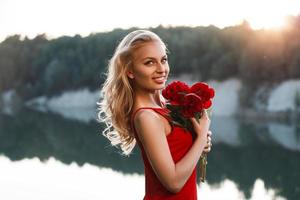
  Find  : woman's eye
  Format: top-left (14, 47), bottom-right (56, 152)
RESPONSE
top-left (145, 61), bottom-right (154, 65)
top-left (145, 58), bottom-right (167, 65)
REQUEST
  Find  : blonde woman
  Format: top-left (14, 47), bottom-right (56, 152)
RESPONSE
top-left (97, 29), bottom-right (212, 199)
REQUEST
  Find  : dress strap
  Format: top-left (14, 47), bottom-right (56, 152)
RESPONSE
top-left (130, 101), bottom-right (168, 122)
top-left (131, 107), bottom-right (171, 124)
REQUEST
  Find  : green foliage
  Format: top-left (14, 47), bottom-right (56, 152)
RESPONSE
top-left (0, 34), bottom-right (48, 98)
top-left (210, 52), bottom-right (238, 80)
top-left (238, 83), bottom-right (256, 108)
top-left (289, 53), bottom-right (300, 78)
top-left (0, 16), bottom-right (300, 99)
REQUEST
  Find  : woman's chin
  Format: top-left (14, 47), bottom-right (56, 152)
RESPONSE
top-left (156, 84), bottom-right (166, 90)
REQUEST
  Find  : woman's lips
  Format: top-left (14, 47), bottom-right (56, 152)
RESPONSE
top-left (153, 76), bottom-right (166, 84)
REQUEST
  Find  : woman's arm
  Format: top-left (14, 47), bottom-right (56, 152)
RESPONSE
top-left (134, 109), bottom-right (208, 193)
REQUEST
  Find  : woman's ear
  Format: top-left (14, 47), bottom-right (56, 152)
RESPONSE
top-left (127, 71), bottom-right (134, 79)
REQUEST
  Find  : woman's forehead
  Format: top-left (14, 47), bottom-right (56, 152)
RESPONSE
top-left (133, 41), bottom-right (166, 61)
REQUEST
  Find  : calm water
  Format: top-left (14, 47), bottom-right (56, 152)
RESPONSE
top-left (0, 107), bottom-right (299, 200)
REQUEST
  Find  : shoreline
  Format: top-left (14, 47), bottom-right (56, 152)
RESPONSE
top-left (235, 108), bottom-right (300, 123)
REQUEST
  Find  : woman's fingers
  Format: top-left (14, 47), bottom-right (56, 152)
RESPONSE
top-left (204, 130), bottom-right (212, 153)
top-left (203, 110), bottom-right (211, 121)
top-left (189, 117), bottom-right (202, 135)
top-left (205, 141), bottom-right (212, 148)
top-left (203, 109), bottom-right (208, 117)
top-left (207, 130), bottom-right (212, 136)
top-left (203, 146), bottom-right (211, 153)
top-left (207, 136), bottom-right (211, 142)
top-left (207, 131), bottom-right (212, 143)
top-left (189, 117), bottom-right (197, 127)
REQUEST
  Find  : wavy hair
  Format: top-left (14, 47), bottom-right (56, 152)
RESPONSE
top-left (97, 29), bottom-right (169, 156)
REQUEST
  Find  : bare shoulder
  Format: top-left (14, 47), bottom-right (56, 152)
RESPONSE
top-left (134, 109), bottom-right (163, 125)
top-left (133, 109), bottom-right (165, 140)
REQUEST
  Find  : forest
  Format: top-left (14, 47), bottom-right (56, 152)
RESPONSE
top-left (0, 16), bottom-right (299, 105)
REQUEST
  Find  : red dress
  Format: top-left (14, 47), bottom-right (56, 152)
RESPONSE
top-left (131, 106), bottom-right (198, 200)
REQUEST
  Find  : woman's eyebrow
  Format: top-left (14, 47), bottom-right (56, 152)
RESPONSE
top-left (142, 55), bottom-right (168, 60)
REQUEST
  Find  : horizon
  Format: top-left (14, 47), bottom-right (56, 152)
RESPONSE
top-left (1, 0), bottom-right (300, 42)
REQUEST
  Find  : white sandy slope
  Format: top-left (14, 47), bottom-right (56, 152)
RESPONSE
top-left (23, 78), bottom-right (300, 122)
top-left (268, 122), bottom-right (300, 151)
top-left (208, 78), bottom-right (242, 116)
top-left (25, 88), bottom-right (100, 123)
top-left (267, 79), bottom-right (300, 112)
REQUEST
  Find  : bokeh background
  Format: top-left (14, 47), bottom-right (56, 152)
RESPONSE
top-left (0, 0), bottom-right (300, 199)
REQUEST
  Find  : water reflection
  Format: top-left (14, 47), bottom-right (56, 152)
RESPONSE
top-left (211, 116), bottom-right (241, 146)
top-left (0, 156), bottom-right (286, 200)
top-left (0, 108), bottom-right (299, 199)
top-left (268, 122), bottom-right (300, 151)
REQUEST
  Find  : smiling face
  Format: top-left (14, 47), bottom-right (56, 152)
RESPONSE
top-left (127, 41), bottom-right (169, 93)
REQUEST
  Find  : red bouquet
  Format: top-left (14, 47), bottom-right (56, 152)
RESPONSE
top-left (162, 81), bottom-right (215, 182)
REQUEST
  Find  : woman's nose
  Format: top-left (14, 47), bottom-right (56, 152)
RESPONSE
top-left (156, 62), bottom-right (166, 72)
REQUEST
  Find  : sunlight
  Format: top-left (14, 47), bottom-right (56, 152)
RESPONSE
top-left (247, 15), bottom-right (286, 30)
top-left (0, 0), bottom-right (299, 41)
top-left (239, 0), bottom-right (298, 30)
top-left (244, 3), bottom-right (288, 30)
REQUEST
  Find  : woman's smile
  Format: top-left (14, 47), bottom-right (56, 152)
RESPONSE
top-left (152, 76), bottom-right (167, 84)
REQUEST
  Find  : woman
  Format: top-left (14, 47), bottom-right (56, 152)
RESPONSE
top-left (97, 29), bottom-right (212, 199)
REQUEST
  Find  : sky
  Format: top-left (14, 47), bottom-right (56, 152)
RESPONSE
top-left (0, 0), bottom-right (300, 42)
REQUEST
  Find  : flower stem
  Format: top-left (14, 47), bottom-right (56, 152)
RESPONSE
top-left (200, 152), bottom-right (207, 182)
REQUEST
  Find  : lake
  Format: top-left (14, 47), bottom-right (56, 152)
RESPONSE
top-left (0, 107), bottom-right (299, 200)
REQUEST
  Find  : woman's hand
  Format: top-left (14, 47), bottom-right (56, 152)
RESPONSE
top-left (203, 130), bottom-right (212, 153)
top-left (189, 110), bottom-right (211, 147)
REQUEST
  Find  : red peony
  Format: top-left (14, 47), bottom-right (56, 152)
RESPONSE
top-left (162, 81), bottom-right (215, 118)
top-left (162, 81), bottom-right (189, 105)
top-left (190, 82), bottom-right (215, 104)
top-left (182, 93), bottom-right (203, 118)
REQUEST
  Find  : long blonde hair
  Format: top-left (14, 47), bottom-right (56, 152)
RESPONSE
top-left (97, 29), bottom-right (168, 156)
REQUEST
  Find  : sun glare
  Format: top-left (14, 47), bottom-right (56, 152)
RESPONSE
top-left (247, 13), bottom-right (286, 29)
top-left (247, 15), bottom-right (287, 30)
top-left (239, 0), bottom-right (297, 30)
top-left (0, 0), bottom-right (300, 42)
